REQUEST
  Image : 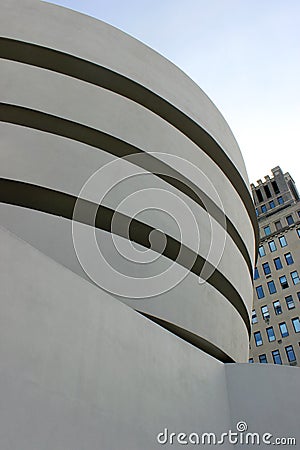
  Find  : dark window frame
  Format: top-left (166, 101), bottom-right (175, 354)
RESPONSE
top-left (279, 322), bottom-right (289, 338)
top-left (272, 349), bottom-right (282, 365)
top-left (264, 225), bottom-right (271, 236)
top-left (256, 285), bottom-right (265, 299)
top-left (259, 354), bottom-right (268, 363)
top-left (284, 253), bottom-right (294, 266)
top-left (254, 331), bottom-right (263, 346)
top-left (268, 241), bottom-right (277, 252)
top-left (285, 295), bottom-right (295, 310)
top-left (277, 196), bottom-right (284, 205)
top-left (263, 262), bottom-right (271, 275)
top-left (291, 271), bottom-right (300, 285)
top-left (273, 257), bottom-right (282, 270)
top-left (266, 326), bottom-right (276, 342)
top-left (292, 317), bottom-right (300, 333)
top-left (273, 300), bottom-right (282, 315)
top-left (279, 236), bottom-right (287, 247)
top-left (285, 345), bottom-right (296, 362)
top-left (279, 275), bottom-right (289, 289)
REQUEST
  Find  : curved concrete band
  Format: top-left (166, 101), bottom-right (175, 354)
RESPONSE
top-left (0, 178), bottom-right (251, 338)
top-left (0, 102), bottom-right (252, 275)
top-left (0, 36), bottom-right (258, 250)
top-left (0, 0), bottom-right (257, 362)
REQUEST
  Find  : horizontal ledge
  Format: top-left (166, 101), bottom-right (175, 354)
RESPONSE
top-left (0, 102), bottom-right (253, 276)
top-left (140, 312), bottom-right (235, 363)
top-left (0, 178), bottom-right (251, 334)
top-left (0, 37), bottom-right (258, 253)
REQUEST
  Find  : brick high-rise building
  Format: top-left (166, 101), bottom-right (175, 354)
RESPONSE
top-left (1, 2), bottom-right (300, 448)
top-left (250, 166), bottom-right (300, 365)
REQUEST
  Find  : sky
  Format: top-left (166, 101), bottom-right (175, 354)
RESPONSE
top-left (51, 0), bottom-right (300, 187)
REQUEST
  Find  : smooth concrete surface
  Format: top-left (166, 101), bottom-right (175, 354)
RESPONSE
top-left (0, 0), bottom-right (257, 362)
top-left (0, 204), bottom-right (249, 362)
top-left (0, 226), bottom-right (232, 450)
top-left (226, 363), bottom-right (300, 449)
top-left (2, 0), bottom-right (248, 180)
top-left (1, 3), bottom-right (297, 449)
top-left (0, 226), bottom-right (299, 449)
top-left (0, 61), bottom-right (255, 265)
top-left (0, 0), bottom-right (257, 245)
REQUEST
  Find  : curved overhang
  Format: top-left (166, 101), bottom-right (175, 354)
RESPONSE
top-left (0, 0), bottom-right (256, 362)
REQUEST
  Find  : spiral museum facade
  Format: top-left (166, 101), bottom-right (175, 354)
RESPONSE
top-left (0, 1), bottom-right (299, 449)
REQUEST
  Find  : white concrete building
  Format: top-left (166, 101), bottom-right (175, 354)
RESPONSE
top-left (0, 1), bottom-right (299, 448)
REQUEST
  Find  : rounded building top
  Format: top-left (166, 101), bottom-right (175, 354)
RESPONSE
top-left (0, 0), bottom-right (257, 362)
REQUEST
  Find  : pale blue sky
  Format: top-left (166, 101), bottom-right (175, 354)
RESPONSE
top-left (51, 0), bottom-right (300, 186)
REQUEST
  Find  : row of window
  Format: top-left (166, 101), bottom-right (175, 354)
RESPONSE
top-left (261, 212), bottom-right (300, 235)
top-left (249, 345), bottom-right (297, 364)
top-left (258, 236), bottom-right (287, 257)
top-left (255, 271), bottom-right (300, 299)
top-left (254, 252), bottom-right (294, 279)
top-left (255, 196), bottom-right (284, 215)
top-left (255, 181), bottom-right (280, 204)
top-left (274, 296), bottom-right (298, 316)
top-left (251, 294), bottom-right (299, 324)
top-left (253, 318), bottom-right (300, 347)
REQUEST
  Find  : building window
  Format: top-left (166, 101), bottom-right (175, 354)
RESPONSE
top-left (261, 204), bottom-right (267, 213)
top-left (285, 345), bottom-right (296, 363)
top-left (255, 189), bottom-right (263, 203)
top-left (279, 322), bottom-right (289, 338)
top-left (275, 220), bottom-right (282, 230)
top-left (266, 326), bottom-right (276, 342)
top-left (286, 215), bottom-right (294, 226)
top-left (291, 271), bottom-right (300, 285)
top-left (262, 262), bottom-right (271, 275)
top-left (277, 196), bottom-right (284, 205)
top-left (259, 354), bottom-right (268, 363)
top-left (285, 295), bottom-right (295, 310)
top-left (264, 185), bottom-right (271, 198)
top-left (254, 267), bottom-right (259, 280)
top-left (251, 310), bottom-right (258, 324)
top-left (261, 305), bottom-right (270, 320)
top-left (297, 229), bottom-right (300, 238)
top-left (267, 280), bottom-right (276, 294)
top-left (249, 358), bottom-right (254, 363)
top-left (272, 350), bottom-right (282, 365)
top-left (269, 200), bottom-right (275, 209)
top-left (255, 208), bottom-right (259, 217)
top-left (292, 318), bottom-right (300, 333)
top-left (256, 285), bottom-right (265, 299)
top-left (254, 331), bottom-right (263, 346)
top-left (279, 236), bottom-right (287, 247)
top-left (279, 275), bottom-right (289, 289)
top-left (268, 241), bottom-right (277, 252)
top-left (272, 181), bottom-right (280, 194)
top-left (256, 189), bottom-right (263, 203)
top-left (264, 226), bottom-right (271, 236)
top-left (273, 300), bottom-right (282, 315)
top-left (258, 245), bottom-right (266, 257)
top-left (274, 257), bottom-right (282, 270)
top-left (284, 252), bottom-right (294, 265)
